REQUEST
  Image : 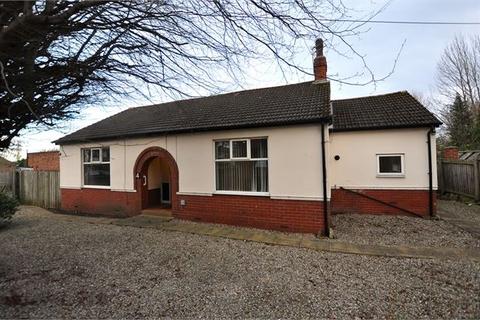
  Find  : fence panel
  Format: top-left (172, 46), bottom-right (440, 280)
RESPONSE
top-left (18, 171), bottom-right (61, 209)
top-left (0, 170), bottom-right (15, 195)
top-left (440, 160), bottom-right (478, 200)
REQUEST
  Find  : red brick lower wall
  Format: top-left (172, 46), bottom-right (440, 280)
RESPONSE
top-left (174, 194), bottom-right (326, 234)
top-left (331, 188), bottom-right (436, 217)
top-left (61, 188), bottom-right (140, 217)
top-left (60, 189), bottom-right (326, 234)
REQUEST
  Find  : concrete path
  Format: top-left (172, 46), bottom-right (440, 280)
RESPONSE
top-left (106, 214), bottom-right (480, 262)
top-left (42, 208), bottom-right (480, 262)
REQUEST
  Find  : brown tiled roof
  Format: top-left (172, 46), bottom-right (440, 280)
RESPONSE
top-left (55, 84), bottom-right (442, 145)
top-left (55, 81), bottom-right (331, 144)
top-left (331, 91), bottom-right (441, 132)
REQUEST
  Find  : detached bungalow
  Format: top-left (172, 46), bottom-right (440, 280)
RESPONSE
top-left (55, 39), bottom-right (441, 235)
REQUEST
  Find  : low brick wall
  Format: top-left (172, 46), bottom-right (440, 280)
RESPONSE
top-left (62, 187), bottom-right (434, 232)
top-left (61, 188), bottom-right (326, 234)
top-left (61, 188), bottom-right (140, 217)
top-left (331, 188), bottom-right (435, 217)
top-left (175, 194), bottom-right (326, 234)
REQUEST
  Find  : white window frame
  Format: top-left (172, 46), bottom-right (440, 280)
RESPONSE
top-left (214, 137), bottom-right (269, 195)
top-left (230, 139), bottom-right (250, 160)
top-left (90, 148), bottom-right (102, 163)
top-left (82, 147), bottom-right (111, 188)
top-left (376, 153), bottom-right (405, 177)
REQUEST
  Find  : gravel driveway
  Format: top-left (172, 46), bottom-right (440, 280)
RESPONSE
top-left (1, 207), bottom-right (479, 319)
top-left (332, 200), bottom-right (480, 248)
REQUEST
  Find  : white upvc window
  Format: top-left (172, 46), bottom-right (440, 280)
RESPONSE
top-left (376, 153), bottom-right (405, 177)
top-left (214, 138), bottom-right (268, 194)
top-left (82, 147), bottom-right (111, 187)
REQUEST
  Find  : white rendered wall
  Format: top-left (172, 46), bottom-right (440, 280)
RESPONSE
top-left (329, 128), bottom-right (437, 190)
top-left (59, 124), bottom-right (329, 200)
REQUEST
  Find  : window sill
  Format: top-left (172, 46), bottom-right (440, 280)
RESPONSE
top-left (213, 191), bottom-right (270, 197)
top-left (82, 185), bottom-right (111, 189)
top-left (376, 174), bottom-right (405, 178)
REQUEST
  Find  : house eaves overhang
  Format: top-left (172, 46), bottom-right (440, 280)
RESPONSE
top-left (54, 116), bottom-right (332, 145)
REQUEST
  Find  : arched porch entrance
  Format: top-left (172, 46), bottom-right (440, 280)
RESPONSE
top-left (133, 147), bottom-right (179, 213)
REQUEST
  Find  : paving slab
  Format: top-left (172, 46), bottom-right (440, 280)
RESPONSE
top-left (105, 214), bottom-right (480, 262)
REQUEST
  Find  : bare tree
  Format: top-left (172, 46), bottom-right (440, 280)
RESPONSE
top-left (0, 0), bottom-right (392, 150)
top-left (437, 35), bottom-right (480, 111)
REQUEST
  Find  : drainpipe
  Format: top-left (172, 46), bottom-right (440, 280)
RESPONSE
top-left (321, 123), bottom-right (330, 237)
top-left (427, 128), bottom-right (434, 217)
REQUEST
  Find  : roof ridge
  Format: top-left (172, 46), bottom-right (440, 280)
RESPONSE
top-left (332, 91), bottom-right (408, 102)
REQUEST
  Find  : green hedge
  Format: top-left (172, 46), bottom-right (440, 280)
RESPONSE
top-left (0, 192), bottom-right (18, 226)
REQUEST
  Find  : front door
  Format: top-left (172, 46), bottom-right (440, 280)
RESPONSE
top-left (161, 182), bottom-right (170, 204)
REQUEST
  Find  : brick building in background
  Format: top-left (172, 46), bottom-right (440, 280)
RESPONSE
top-left (0, 156), bottom-right (16, 171)
top-left (442, 146), bottom-right (459, 160)
top-left (27, 151), bottom-right (60, 171)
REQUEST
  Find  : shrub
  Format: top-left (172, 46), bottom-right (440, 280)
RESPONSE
top-left (0, 192), bottom-right (19, 226)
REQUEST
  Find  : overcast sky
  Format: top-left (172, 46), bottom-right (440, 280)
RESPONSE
top-left (9, 0), bottom-right (480, 159)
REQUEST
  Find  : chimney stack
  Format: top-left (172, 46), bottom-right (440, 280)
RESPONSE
top-left (313, 38), bottom-right (327, 81)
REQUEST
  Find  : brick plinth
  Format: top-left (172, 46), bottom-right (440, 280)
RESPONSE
top-left (61, 188), bottom-right (140, 217)
top-left (331, 188), bottom-right (435, 217)
top-left (174, 194), bottom-right (326, 234)
top-left (60, 189), bottom-right (326, 234)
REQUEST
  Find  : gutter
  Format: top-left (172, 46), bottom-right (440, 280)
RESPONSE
top-left (321, 123), bottom-right (330, 237)
top-left (427, 127), bottom-right (434, 217)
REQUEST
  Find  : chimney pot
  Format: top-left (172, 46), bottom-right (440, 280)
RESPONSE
top-left (315, 38), bottom-right (324, 56)
top-left (313, 38), bottom-right (327, 81)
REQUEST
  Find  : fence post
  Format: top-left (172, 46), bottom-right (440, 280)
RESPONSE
top-left (11, 170), bottom-right (16, 198)
top-left (475, 160), bottom-right (480, 202)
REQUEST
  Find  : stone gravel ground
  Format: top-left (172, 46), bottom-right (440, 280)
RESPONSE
top-left (1, 207), bottom-right (480, 319)
top-left (331, 213), bottom-right (480, 248)
top-left (437, 199), bottom-right (480, 224)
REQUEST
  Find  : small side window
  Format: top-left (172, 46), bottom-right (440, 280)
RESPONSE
top-left (91, 148), bottom-right (101, 162)
top-left (102, 147), bottom-right (110, 162)
top-left (232, 140), bottom-right (248, 158)
top-left (83, 149), bottom-right (91, 162)
top-left (377, 154), bottom-right (404, 176)
top-left (215, 141), bottom-right (230, 160)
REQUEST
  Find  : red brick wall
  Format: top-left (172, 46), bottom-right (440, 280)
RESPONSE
top-left (442, 146), bottom-right (459, 160)
top-left (61, 188), bottom-right (326, 234)
top-left (27, 151), bottom-right (60, 171)
top-left (61, 188), bottom-right (140, 217)
top-left (331, 188), bottom-right (436, 217)
top-left (174, 194), bottom-right (326, 234)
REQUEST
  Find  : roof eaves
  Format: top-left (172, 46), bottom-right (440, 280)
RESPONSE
top-left (54, 116), bottom-right (331, 145)
top-left (330, 122), bottom-right (442, 133)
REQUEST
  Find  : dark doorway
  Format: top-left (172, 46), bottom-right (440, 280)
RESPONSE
top-left (140, 157), bottom-right (172, 209)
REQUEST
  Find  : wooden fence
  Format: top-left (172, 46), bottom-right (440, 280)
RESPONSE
top-left (0, 170), bottom-right (15, 195)
top-left (17, 170), bottom-right (61, 209)
top-left (438, 159), bottom-right (480, 201)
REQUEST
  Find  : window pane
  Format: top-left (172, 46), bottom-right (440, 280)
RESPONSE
top-left (83, 149), bottom-right (91, 163)
top-left (216, 160), bottom-right (268, 192)
top-left (232, 140), bottom-right (247, 158)
top-left (215, 141), bottom-right (230, 159)
top-left (379, 156), bottom-right (402, 173)
top-left (102, 147), bottom-right (110, 162)
top-left (84, 164), bottom-right (110, 186)
top-left (91, 149), bottom-right (100, 162)
top-left (251, 139), bottom-right (267, 158)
